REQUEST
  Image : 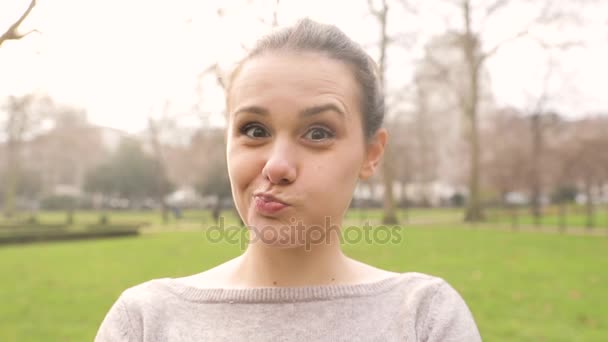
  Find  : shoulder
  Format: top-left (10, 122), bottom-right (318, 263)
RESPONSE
top-left (118, 277), bottom-right (176, 310)
top-left (396, 272), bottom-right (482, 342)
top-left (394, 272), bottom-right (461, 314)
top-left (95, 278), bottom-right (177, 341)
top-left (397, 272), bottom-right (469, 316)
top-left (110, 278), bottom-right (178, 325)
top-left (396, 272), bottom-right (453, 299)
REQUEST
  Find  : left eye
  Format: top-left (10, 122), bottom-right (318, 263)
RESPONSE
top-left (304, 127), bottom-right (334, 141)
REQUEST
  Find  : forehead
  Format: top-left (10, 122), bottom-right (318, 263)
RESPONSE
top-left (227, 51), bottom-right (361, 114)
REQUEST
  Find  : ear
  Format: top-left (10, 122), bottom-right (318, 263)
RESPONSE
top-left (359, 128), bottom-right (388, 180)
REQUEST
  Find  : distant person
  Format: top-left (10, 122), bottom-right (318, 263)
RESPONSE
top-left (96, 18), bottom-right (481, 341)
top-left (211, 199), bottom-right (221, 224)
top-left (170, 204), bottom-right (182, 220)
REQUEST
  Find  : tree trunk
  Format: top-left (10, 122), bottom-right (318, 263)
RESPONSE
top-left (375, 0), bottom-right (398, 225)
top-left (584, 180), bottom-right (594, 229)
top-left (148, 118), bottom-right (169, 225)
top-left (66, 207), bottom-right (74, 225)
top-left (508, 201), bottom-right (518, 230)
top-left (402, 182), bottom-right (409, 224)
top-left (599, 181), bottom-right (607, 228)
top-left (462, 1), bottom-right (484, 222)
top-left (3, 141), bottom-right (19, 218)
top-left (381, 147), bottom-right (399, 224)
top-left (3, 169), bottom-right (17, 218)
top-left (212, 197), bottom-right (221, 225)
top-left (558, 200), bottom-right (567, 232)
top-left (530, 113), bottom-right (543, 227)
top-left (463, 93), bottom-right (484, 222)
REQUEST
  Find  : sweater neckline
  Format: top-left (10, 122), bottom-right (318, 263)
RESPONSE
top-left (159, 273), bottom-right (407, 303)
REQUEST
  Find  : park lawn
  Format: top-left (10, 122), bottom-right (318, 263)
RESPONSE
top-left (4, 206), bottom-right (606, 228)
top-left (1, 210), bottom-right (216, 226)
top-left (0, 224), bottom-right (606, 341)
top-left (345, 208), bottom-right (465, 226)
top-left (3, 209), bottom-right (249, 228)
top-left (486, 205), bottom-right (608, 229)
top-left (2, 207), bottom-right (460, 226)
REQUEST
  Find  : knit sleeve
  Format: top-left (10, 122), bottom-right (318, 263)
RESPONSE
top-left (421, 281), bottom-right (482, 342)
top-left (94, 295), bottom-right (135, 342)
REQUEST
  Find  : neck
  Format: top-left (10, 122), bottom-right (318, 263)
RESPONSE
top-left (229, 229), bottom-right (360, 287)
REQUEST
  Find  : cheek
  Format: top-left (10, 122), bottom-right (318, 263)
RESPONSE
top-left (333, 144), bottom-right (365, 182)
top-left (308, 150), bottom-right (363, 207)
top-left (227, 145), bottom-right (260, 195)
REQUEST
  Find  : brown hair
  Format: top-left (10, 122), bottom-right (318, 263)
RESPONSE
top-left (226, 18), bottom-right (385, 141)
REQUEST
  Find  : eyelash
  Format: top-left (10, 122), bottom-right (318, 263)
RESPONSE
top-left (238, 122), bottom-right (335, 141)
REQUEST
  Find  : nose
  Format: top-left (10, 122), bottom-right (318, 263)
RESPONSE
top-left (262, 140), bottom-right (296, 185)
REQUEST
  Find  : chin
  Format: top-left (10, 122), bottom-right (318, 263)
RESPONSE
top-left (247, 218), bottom-right (339, 252)
top-left (257, 240), bottom-right (308, 249)
top-left (245, 219), bottom-right (304, 246)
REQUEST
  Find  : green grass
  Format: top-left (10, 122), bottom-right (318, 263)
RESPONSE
top-left (346, 225), bottom-right (608, 341)
top-left (1, 220), bottom-right (607, 341)
top-left (345, 207), bottom-right (464, 223)
top-left (3, 206), bottom-right (606, 228)
top-left (1, 209), bottom-right (220, 226)
top-left (4, 208), bottom-right (456, 226)
top-left (487, 205), bottom-right (608, 229)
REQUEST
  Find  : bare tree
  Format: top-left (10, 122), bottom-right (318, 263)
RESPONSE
top-left (481, 107), bottom-right (530, 228)
top-left (390, 117), bottom-right (416, 221)
top-left (147, 114), bottom-right (170, 224)
top-left (369, 0), bottom-right (397, 224)
top-left (525, 61), bottom-right (554, 226)
top-left (367, 0), bottom-right (418, 224)
top-left (192, 61), bottom-right (236, 223)
top-left (1, 0), bottom-right (40, 217)
top-left (414, 5), bottom-right (496, 222)
top-left (558, 117), bottom-right (607, 229)
top-left (544, 122), bottom-right (576, 231)
top-left (412, 43), bottom-right (462, 207)
top-left (459, 0), bottom-right (499, 222)
top-left (524, 46), bottom-right (577, 227)
top-left (1, 94), bottom-right (52, 217)
top-left (0, 0), bottom-right (38, 48)
top-left (419, 0), bottom-right (590, 222)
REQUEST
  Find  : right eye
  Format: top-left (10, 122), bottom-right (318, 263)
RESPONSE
top-left (240, 123), bottom-right (270, 139)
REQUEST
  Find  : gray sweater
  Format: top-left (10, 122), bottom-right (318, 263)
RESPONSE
top-left (95, 272), bottom-right (482, 341)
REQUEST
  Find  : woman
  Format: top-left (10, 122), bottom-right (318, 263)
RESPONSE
top-left (95, 18), bottom-right (482, 341)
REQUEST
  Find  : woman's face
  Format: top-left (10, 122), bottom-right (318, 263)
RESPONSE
top-left (226, 51), bottom-right (386, 247)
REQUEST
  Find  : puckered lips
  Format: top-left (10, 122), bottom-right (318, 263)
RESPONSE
top-left (253, 192), bottom-right (290, 216)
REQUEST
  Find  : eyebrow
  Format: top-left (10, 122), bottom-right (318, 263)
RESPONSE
top-left (233, 103), bottom-right (346, 120)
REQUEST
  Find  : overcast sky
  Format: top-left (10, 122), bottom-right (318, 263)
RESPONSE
top-left (1, 0), bottom-right (607, 134)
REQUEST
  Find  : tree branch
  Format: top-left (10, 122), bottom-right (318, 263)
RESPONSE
top-left (485, 0), bottom-right (509, 18)
top-left (367, 0), bottom-right (382, 18)
top-left (478, 0), bottom-right (565, 65)
top-left (479, 28), bottom-right (528, 65)
top-left (396, 0), bottom-right (418, 15)
top-left (530, 58), bottom-right (554, 116)
top-left (530, 36), bottom-right (585, 51)
top-left (0, 0), bottom-right (37, 47)
top-left (19, 28), bottom-right (39, 39)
